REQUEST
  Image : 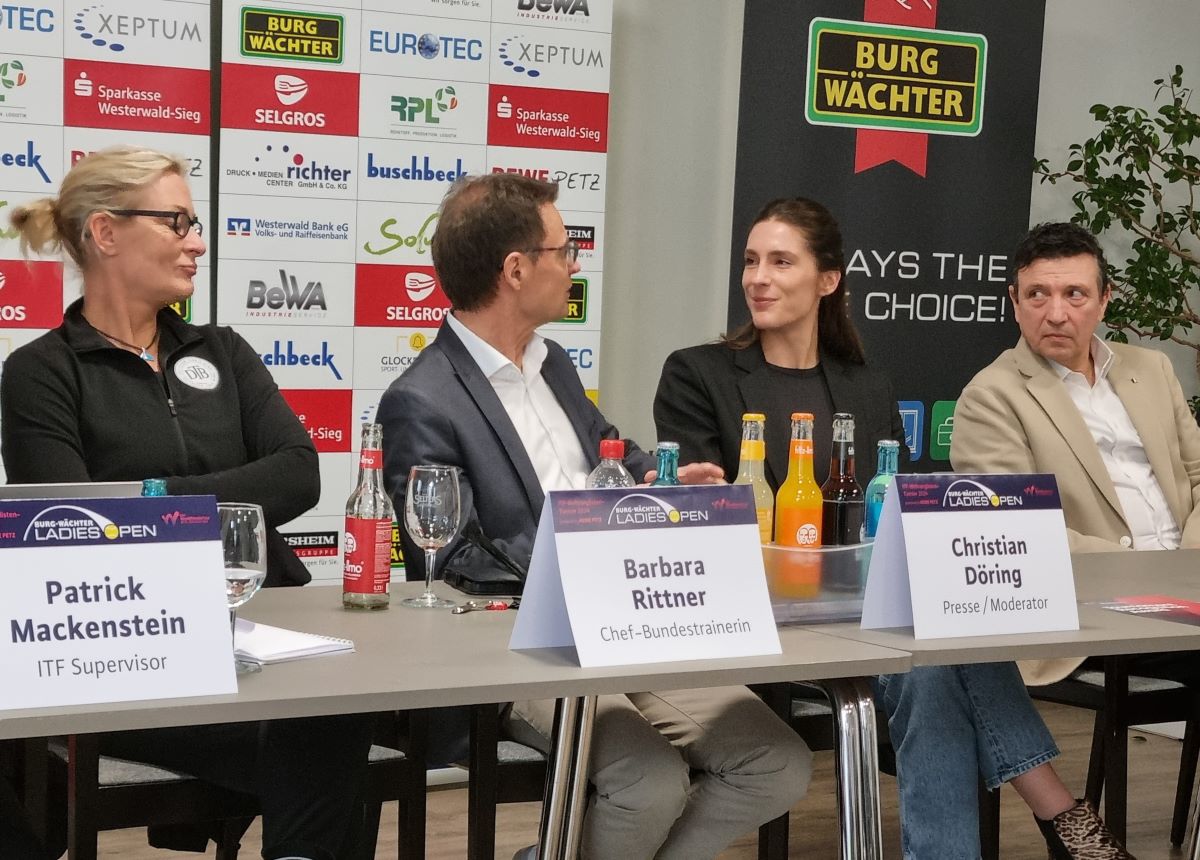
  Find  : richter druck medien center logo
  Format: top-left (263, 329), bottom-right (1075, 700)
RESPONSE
top-left (24, 505), bottom-right (157, 542)
top-left (607, 494), bottom-right (710, 526)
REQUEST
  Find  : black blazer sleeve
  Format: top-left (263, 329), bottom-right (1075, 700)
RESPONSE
top-left (653, 349), bottom-right (727, 469)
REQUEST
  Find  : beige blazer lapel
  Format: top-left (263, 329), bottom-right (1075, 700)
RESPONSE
top-left (1108, 350), bottom-right (1187, 526)
top-left (1014, 340), bottom-right (1126, 523)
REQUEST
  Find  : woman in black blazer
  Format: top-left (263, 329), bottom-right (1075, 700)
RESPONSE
top-left (652, 198), bottom-right (1130, 860)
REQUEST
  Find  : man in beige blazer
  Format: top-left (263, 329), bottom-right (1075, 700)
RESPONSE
top-left (952, 221), bottom-right (1200, 685)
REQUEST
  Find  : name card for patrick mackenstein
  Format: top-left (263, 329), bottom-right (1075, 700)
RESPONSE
top-left (511, 485), bottom-right (781, 667)
top-left (861, 474), bottom-right (1078, 638)
top-left (1, 495), bottom-right (236, 711)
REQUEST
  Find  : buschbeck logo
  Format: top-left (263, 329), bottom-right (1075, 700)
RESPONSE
top-left (65, 59), bottom-right (208, 133)
top-left (489, 85), bottom-right (607, 152)
top-left (221, 63), bottom-right (358, 136)
top-left (260, 340), bottom-right (343, 381)
top-left (515, 0), bottom-right (590, 21)
top-left (246, 268), bottom-right (329, 319)
top-left (242, 7), bottom-right (343, 64)
top-left (367, 30), bottom-right (484, 62)
top-left (495, 33), bottom-right (604, 80)
top-left (72, 4), bottom-right (201, 52)
top-left (226, 214), bottom-right (350, 242)
top-left (282, 530), bottom-right (339, 558)
top-left (361, 212), bottom-right (438, 258)
top-left (364, 152), bottom-right (468, 183)
top-left (0, 259), bottom-right (64, 328)
top-left (607, 493), bottom-right (709, 526)
top-left (225, 142), bottom-right (352, 192)
top-left (2, 140), bottom-right (50, 183)
top-left (281, 389), bottom-right (351, 452)
top-left (24, 504), bottom-right (156, 543)
top-left (355, 263), bottom-right (450, 327)
top-left (806, 18), bottom-right (986, 136)
top-left (941, 479), bottom-right (1022, 509)
top-left (566, 224), bottom-right (594, 250)
top-left (1, 6), bottom-right (53, 32)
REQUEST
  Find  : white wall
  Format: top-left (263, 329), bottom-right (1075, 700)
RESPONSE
top-left (600, 0), bottom-right (1200, 449)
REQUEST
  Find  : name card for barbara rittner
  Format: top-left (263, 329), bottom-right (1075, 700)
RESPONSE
top-left (0, 495), bottom-right (236, 711)
top-left (510, 484), bottom-right (781, 667)
top-left (861, 474), bottom-right (1079, 638)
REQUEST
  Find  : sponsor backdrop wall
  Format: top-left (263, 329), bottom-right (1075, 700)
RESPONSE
top-left (728, 0), bottom-right (1046, 470)
top-left (0, 0), bottom-right (610, 584)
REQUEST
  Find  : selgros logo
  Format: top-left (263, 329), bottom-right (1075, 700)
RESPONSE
top-left (355, 263), bottom-right (450, 327)
top-left (64, 59), bottom-right (208, 133)
top-left (260, 339), bottom-right (343, 380)
top-left (281, 389), bottom-right (351, 453)
top-left (241, 7), bottom-right (344, 64)
top-left (246, 268), bottom-right (329, 319)
top-left (0, 259), bottom-right (63, 328)
top-left (222, 63), bottom-right (358, 136)
top-left (488, 84), bottom-right (606, 152)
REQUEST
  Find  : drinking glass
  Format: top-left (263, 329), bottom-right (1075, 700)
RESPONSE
top-left (219, 502), bottom-right (267, 674)
top-left (402, 465), bottom-right (461, 609)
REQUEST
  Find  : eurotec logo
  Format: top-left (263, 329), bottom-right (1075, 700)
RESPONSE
top-left (73, 4), bottom-right (201, 53)
top-left (0, 58), bottom-right (27, 101)
top-left (365, 152), bottom-right (468, 183)
top-left (942, 479), bottom-right (1023, 509)
top-left (225, 142), bottom-right (352, 191)
top-left (391, 85), bottom-right (457, 125)
top-left (246, 269), bottom-right (328, 318)
top-left (226, 214), bottom-right (350, 242)
top-left (606, 494), bottom-right (709, 526)
top-left (0, 258), bottom-right (63, 327)
top-left (496, 34), bottom-right (604, 79)
top-left (362, 212), bottom-right (438, 258)
top-left (1, 6), bottom-right (53, 32)
top-left (2, 140), bottom-right (50, 183)
top-left (367, 30), bottom-right (484, 61)
top-left (241, 7), bottom-right (344, 64)
top-left (24, 504), bottom-right (156, 542)
top-left (261, 339), bottom-right (343, 380)
top-left (516, 0), bottom-right (590, 21)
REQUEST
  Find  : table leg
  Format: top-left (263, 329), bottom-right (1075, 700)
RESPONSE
top-left (818, 678), bottom-right (882, 860)
top-left (562, 695), bottom-right (597, 859)
top-left (1187, 754), bottom-right (1200, 860)
top-left (537, 696), bottom-right (582, 860)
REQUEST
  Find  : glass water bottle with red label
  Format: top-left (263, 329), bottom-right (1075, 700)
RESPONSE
top-left (343, 423), bottom-right (395, 610)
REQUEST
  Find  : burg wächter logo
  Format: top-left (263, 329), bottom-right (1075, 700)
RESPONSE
top-left (24, 504), bottom-right (157, 542)
top-left (942, 479), bottom-right (1023, 509)
top-left (242, 7), bottom-right (344, 64)
top-left (607, 494), bottom-right (709, 527)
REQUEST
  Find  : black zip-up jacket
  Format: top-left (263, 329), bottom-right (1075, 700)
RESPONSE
top-left (0, 299), bottom-right (317, 586)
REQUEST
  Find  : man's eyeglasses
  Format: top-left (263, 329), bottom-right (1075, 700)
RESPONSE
top-left (110, 209), bottom-right (204, 238)
top-left (523, 239), bottom-right (580, 265)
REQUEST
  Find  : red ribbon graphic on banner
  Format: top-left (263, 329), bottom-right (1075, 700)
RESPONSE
top-left (854, 0), bottom-right (938, 176)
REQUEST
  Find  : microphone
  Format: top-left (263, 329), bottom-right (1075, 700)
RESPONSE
top-left (460, 520), bottom-right (528, 581)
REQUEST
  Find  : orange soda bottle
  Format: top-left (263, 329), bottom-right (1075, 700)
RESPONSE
top-left (771, 412), bottom-right (823, 597)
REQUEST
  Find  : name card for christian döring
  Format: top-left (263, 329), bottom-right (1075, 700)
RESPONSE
top-left (0, 495), bottom-right (236, 711)
top-left (860, 474), bottom-right (1078, 638)
top-left (510, 485), bottom-right (780, 667)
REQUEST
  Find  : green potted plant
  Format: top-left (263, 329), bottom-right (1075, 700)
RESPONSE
top-left (1035, 65), bottom-right (1200, 413)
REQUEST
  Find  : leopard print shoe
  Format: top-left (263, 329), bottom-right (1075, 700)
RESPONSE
top-left (1035, 799), bottom-right (1136, 859)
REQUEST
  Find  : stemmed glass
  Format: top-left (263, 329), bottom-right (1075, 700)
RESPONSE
top-left (402, 465), bottom-right (461, 609)
top-left (219, 502), bottom-right (267, 674)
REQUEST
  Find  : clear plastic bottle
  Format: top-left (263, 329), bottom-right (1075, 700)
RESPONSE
top-left (586, 439), bottom-right (635, 488)
top-left (650, 441), bottom-right (680, 486)
top-left (864, 439), bottom-right (901, 539)
top-left (734, 413), bottom-right (774, 543)
top-left (343, 423), bottom-right (395, 610)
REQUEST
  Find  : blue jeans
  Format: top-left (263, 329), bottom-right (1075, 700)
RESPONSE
top-left (875, 663), bottom-right (1059, 860)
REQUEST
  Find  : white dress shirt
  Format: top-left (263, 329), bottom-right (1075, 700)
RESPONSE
top-left (1050, 336), bottom-right (1180, 550)
top-left (447, 314), bottom-right (591, 492)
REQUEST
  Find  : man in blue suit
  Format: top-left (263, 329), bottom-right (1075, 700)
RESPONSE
top-left (379, 173), bottom-right (811, 860)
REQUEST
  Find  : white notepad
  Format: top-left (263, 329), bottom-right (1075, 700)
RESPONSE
top-left (233, 618), bottom-right (355, 665)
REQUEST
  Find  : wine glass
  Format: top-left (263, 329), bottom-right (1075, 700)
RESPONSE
top-left (402, 465), bottom-right (461, 609)
top-left (219, 502), bottom-right (267, 674)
